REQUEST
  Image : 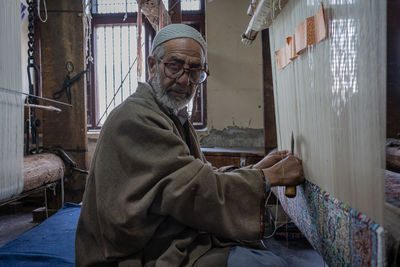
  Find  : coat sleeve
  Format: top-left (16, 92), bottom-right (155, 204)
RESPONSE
top-left (92, 103), bottom-right (267, 256)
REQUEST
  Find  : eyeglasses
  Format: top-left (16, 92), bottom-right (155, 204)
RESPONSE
top-left (160, 60), bottom-right (209, 84)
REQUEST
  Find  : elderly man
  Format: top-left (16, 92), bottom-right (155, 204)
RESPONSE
top-left (76, 24), bottom-right (304, 266)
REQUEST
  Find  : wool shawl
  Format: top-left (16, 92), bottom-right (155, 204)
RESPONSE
top-left (75, 82), bottom-right (268, 267)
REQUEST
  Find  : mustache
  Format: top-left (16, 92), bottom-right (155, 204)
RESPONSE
top-left (165, 87), bottom-right (191, 98)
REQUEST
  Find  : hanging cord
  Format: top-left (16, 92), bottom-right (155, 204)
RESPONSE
top-left (61, 171), bottom-right (64, 206)
top-left (44, 185), bottom-right (48, 218)
top-left (168, 0), bottom-right (180, 14)
top-left (261, 190), bottom-right (279, 243)
top-left (261, 141), bottom-right (289, 247)
top-left (33, 146), bottom-right (84, 212)
top-left (83, 0), bottom-right (93, 66)
top-left (137, 6), bottom-right (143, 81)
top-left (43, 183), bottom-right (57, 219)
top-left (37, 0), bottom-right (48, 23)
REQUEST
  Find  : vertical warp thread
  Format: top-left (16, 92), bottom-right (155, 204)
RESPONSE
top-left (269, 0), bottom-right (386, 265)
top-left (0, 0), bottom-right (24, 201)
top-left (269, 0), bottom-right (385, 228)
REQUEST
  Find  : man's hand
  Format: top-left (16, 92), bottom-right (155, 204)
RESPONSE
top-left (253, 150), bottom-right (289, 170)
top-left (261, 155), bottom-right (304, 187)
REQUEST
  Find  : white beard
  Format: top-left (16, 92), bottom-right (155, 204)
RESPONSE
top-left (150, 69), bottom-right (194, 111)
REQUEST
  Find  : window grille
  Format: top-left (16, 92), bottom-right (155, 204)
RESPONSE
top-left (94, 25), bottom-right (145, 125)
top-left (92, 0), bottom-right (201, 14)
top-left (88, 0), bottom-right (206, 129)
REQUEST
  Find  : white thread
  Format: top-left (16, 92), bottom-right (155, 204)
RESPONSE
top-left (0, 1), bottom-right (24, 201)
top-left (44, 186), bottom-right (49, 218)
top-left (261, 187), bottom-right (289, 248)
top-left (38, 0), bottom-right (48, 23)
top-left (83, 0), bottom-right (93, 65)
top-left (61, 173), bottom-right (64, 207)
top-left (376, 226), bottom-right (384, 267)
top-left (269, 0), bottom-right (385, 226)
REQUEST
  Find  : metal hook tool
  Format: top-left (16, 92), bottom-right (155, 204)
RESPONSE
top-left (53, 61), bottom-right (87, 104)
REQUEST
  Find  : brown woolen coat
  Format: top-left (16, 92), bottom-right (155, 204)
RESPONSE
top-left (75, 83), bottom-right (267, 266)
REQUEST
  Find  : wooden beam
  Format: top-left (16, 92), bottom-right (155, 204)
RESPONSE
top-left (169, 0), bottom-right (182, 23)
top-left (261, 29), bottom-right (277, 153)
top-left (23, 153), bottom-right (64, 192)
top-left (40, 0), bottom-right (87, 203)
top-left (387, 138), bottom-right (400, 173)
top-left (387, 0), bottom-right (400, 138)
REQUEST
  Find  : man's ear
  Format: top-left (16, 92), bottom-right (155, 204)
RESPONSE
top-left (147, 56), bottom-right (157, 81)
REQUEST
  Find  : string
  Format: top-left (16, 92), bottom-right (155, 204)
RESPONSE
top-left (38, 0), bottom-right (48, 23)
top-left (285, 212), bottom-right (289, 261)
top-left (137, 6), bottom-right (143, 80)
top-left (44, 186), bottom-right (49, 219)
top-left (261, 190), bottom-right (278, 247)
top-left (168, 0), bottom-right (180, 12)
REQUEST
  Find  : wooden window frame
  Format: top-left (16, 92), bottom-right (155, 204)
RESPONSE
top-left (87, 1), bottom-right (207, 130)
top-left (87, 13), bottom-right (154, 130)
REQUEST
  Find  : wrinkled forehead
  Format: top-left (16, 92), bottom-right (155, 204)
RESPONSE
top-left (162, 38), bottom-right (205, 64)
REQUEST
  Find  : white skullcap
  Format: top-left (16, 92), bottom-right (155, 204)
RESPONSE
top-left (151, 23), bottom-right (207, 54)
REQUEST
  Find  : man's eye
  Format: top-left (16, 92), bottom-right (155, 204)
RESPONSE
top-left (167, 63), bottom-right (181, 72)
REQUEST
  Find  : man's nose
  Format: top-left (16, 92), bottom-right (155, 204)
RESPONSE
top-left (176, 69), bottom-right (191, 86)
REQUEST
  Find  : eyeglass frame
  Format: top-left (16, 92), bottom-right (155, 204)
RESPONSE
top-left (158, 59), bottom-right (210, 85)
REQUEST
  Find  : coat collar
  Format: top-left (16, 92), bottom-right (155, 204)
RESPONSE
top-left (135, 82), bottom-right (188, 125)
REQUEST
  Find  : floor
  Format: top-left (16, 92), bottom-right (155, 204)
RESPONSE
top-left (0, 201), bottom-right (41, 247)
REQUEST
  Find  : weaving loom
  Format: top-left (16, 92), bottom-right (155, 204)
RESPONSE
top-left (268, 0), bottom-right (386, 266)
top-left (0, 0), bottom-right (24, 202)
top-left (0, 0), bottom-right (66, 205)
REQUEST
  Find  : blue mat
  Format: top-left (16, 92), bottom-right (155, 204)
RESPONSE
top-left (0, 203), bottom-right (323, 266)
top-left (0, 203), bottom-right (81, 267)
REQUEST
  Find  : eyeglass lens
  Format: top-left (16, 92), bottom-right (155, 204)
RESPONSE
top-left (164, 62), bottom-right (207, 84)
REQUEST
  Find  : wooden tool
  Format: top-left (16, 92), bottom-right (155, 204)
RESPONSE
top-left (285, 132), bottom-right (297, 198)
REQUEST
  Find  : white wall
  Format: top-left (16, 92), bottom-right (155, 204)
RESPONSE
top-left (205, 0), bottom-right (264, 132)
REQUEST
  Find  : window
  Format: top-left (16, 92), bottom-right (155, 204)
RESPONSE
top-left (87, 0), bottom-right (206, 129)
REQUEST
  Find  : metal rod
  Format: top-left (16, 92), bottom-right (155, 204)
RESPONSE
top-left (0, 182), bottom-right (57, 207)
top-left (24, 103), bottom-right (62, 112)
top-left (0, 86), bottom-right (73, 107)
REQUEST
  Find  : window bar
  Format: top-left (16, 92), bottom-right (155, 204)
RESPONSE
top-left (92, 0), bottom-right (98, 14)
top-left (96, 55), bottom-right (139, 126)
top-left (120, 25), bottom-right (123, 102)
top-left (104, 26), bottom-right (108, 120)
top-left (112, 25), bottom-right (116, 108)
top-left (128, 26), bottom-right (132, 95)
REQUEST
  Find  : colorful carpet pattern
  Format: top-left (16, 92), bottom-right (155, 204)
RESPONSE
top-left (274, 181), bottom-right (384, 267)
top-left (386, 170), bottom-right (400, 208)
